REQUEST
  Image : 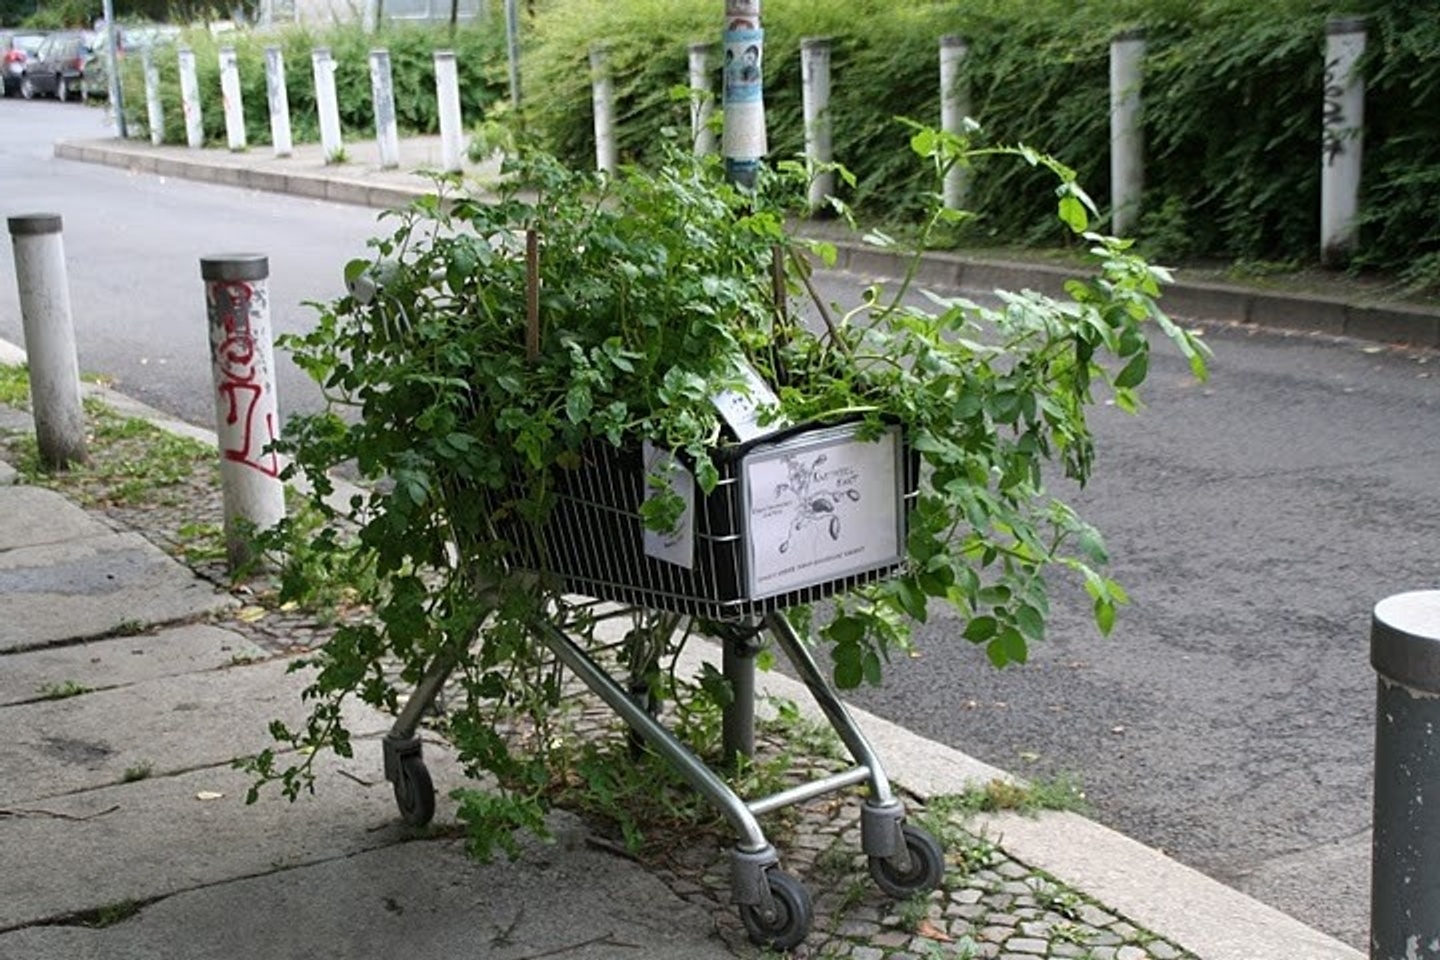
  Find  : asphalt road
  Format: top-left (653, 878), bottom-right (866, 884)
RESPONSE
top-left (6, 99), bottom-right (1437, 950)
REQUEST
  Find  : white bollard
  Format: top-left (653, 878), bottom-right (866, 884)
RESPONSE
top-left (688, 42), bottom-right (717, 157)
top-left (142, 46), bottom-right (164, 146)
top-left (1109, 28), bottom-right (1145, 237)
top-left (721, 0), bottom-right (767, 188)
top-left (369, 49), bottom-right (400, 171)
top-left (7, 215), bottom-right (88, 470)
top-left (434, 50), bottom-right (464, 174)
top-left (1321, 16), bottom-right (1367, 267)
top-left (801, 36), bottom-right (834, 212)
top-left (311, 48), bottom-right (344, 164)
top-left (939, 34), bottom-right (970, 211)
top-left (590, 44), bottom-right (617, 174)
top-left (264, 46), bottom-right (293, 158)
top-left (178, 46), bottom-right (204, 149)
top-left (219, 46), bottom-right (246, 152)
top-left (200, 254), bottom-right (286, 573)
top-left (504, 0), bottom-right (522, 111)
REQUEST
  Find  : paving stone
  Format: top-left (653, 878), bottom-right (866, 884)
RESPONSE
top-left (1117, 946), bottom-right (1149, 960)
top-left (850, 948), bottom-right (884, 960)
top-left (1006, 939), bottom-right (1048, 955)
top-left (951, 888), bottom-right (985, 905)
top-left (985, 912), bottom-right (1020, 927)
top-left (1077, 904), bottom-right (1118, 927)
top-left (1148, 941), bottom-right (1183, 960)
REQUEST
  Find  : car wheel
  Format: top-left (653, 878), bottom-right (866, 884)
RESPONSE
top-left (56, 77), bottom-right (69, 102)
top-left (19, 76), bottom-right (35, 100)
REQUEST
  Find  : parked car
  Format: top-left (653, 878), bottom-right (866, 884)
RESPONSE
top-left (84, 23), bottom-right (181, 98)
top-left (19, 31), bottom-right (95, 102)
top-left (1, 30), bottom-right (46, 97)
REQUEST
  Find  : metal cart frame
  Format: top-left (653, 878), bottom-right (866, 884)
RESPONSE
top-left (377, 420), bottom-right (946, 950)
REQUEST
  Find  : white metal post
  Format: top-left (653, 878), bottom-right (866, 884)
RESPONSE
top-left (939, 34), bottom-right (970, 212)
top-left (590, 44), bottom-right (617, 174)
top-left (504, 0), bottom-right (521, 111)
top-left (801, 36), bottom-right (834, 212)
top-left (369, 49), bottom-right (400, 171)
top-left (312, 48), bottom-right (344, 164)
top-left (1321, 16), bottom-right (1367, 267)
top-left (178, 46), bottom-right (204, 149)
top-left (219, 47), bottom-right (246, 152)
top-left (1109, 28), bottom-right (1145, 237)
top-left (721, 0), bottom-right (767, 188)
top-left (688, 42), bottom-right (717, 157)
top-left (200, 254), bottom-right (286, 573)
top-left (142, 47), bottom-right (164, 145)
top-left (7, 215), bottom-right (88, 470)
top-left (264, 46), bottom-right (293, 158)
top-left (434, 50), bottom-right (464, 174)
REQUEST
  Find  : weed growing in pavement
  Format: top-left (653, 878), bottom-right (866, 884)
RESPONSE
top-left (37, 680), bottom-right (92, 700)
top-left (895, 891), bottom-right (933, 931)
top-left (122, 761), bottom-right (154, 783)
top-left (81, 899), bottom-right (143, 928)
top-left (760, 696), bottom-right (845, 762)
top-left (0, 362), bottom-right (29, 406)
top-left (948, 774), bottom-right (1089, 816)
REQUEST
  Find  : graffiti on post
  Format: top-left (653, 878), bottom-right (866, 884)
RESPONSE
top-left (1322, 56), bottom-right (1346, 167)
top-left (207, 279), bottom-right (280, 478)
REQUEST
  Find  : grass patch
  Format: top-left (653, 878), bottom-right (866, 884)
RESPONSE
top-left (36, 680), bottom-right (92, 701)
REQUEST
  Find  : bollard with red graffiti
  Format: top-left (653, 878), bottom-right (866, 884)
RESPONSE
top-left (201, 254), bottom-right (286, 573)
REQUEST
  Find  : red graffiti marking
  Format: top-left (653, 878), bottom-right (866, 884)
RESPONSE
top-left (210, 280), bottom-right (280, 478)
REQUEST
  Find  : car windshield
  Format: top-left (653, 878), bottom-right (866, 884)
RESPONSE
top-left (16, 35), bottom-right (44, 55)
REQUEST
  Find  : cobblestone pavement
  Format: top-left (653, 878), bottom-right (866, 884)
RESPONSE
top-left (1, 398), bottom-right (1196, 960)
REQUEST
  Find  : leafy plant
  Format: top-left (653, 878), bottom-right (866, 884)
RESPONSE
top-left (37, 680), bottom-right (92, 700)
top-left (246, 121), bottom-right (1204, 857)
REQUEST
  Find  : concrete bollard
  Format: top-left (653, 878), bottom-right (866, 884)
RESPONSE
top-left (369, 49), bottom-right (400, 171)
top-left (264, 46), bottom-right (293, 159)
top-left (1109, 28), bottom-right (1145, 237)
top-left (433, 50), bottom-right (464, 174)
top-left (1321, 16), bottom-right (1367, 267)
top-left (7, 215), bottom-right (88, 471)
top-left (142, 47), bottom-right (164, 146)
top-left (939, 34), bottom-right (970, 212)
top-left (200, 255), bottom-right (286, 573)
top-left (311, 48), bottom-right (344, 164)
top-left (688, 42), bottom-right (717, 157)
top-left (219, 47), bottom-right (246, 152)
top-left (721, 0), bottom-right (767, 189)
top-left (1371, 590), bottom-right (1440, 958)
top-left (800, 36), bottom-right (834, 212)
top-left (178, 47), bottom-right (203, 149)
top-left (589, 44), bottom-right (617, 175)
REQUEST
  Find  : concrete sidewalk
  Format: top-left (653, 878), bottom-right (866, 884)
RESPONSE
top-left (0, 135), bottom-right (1378, 959)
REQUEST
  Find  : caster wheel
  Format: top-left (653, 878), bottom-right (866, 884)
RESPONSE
top-left (869, 823), bottom-right (946, 899)
top-left (393, 754), bottom-right (436, 827)
top-left (739, 870), bottom-right (812, 951)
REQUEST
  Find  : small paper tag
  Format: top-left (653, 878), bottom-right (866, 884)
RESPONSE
top-left (642, 441), bottom-right (695, 569)
top-left (711, 360), bottom-right (786, 443)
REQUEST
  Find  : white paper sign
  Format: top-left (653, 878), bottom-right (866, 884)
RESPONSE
top-left (743, 425), bottom-right (902, 598)
top-left (710, 360), bottom-right (786, 443)
top-left (642, 441), bottom-right (695, 569)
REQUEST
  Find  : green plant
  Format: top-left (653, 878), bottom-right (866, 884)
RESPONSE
top-left (122, 761), bottom-right (154, 782)
top-left (246, 122), bottom-right (1204, 859)
top-left (37, 680), bottom-right (92, 700)
top-left (896, 891), bottom-right (933, 931)
top-left (0, 362), bottom-right (29, 406)
top-left (81, 899), bottom-right (143, 928)
top-left (950, 775), bottom-right (1088, 816)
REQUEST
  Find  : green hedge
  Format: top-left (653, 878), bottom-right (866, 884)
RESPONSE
top-left (117, 2), bottom-right (1440, 286)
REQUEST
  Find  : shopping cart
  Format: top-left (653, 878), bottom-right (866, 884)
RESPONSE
top-left (377, 416), bottom-right (946, 950)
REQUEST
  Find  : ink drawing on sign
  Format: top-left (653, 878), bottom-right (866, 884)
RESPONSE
top-left (743, 424), bottom-right (903, 599)
top-left (642, 441), bottom-right (695, 569)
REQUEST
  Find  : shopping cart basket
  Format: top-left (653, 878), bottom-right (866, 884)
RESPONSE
top-left (378, 417), bottom-right (946, 950)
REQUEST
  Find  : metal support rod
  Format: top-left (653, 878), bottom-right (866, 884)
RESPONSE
top-left (1371, 590), bottom-right (1440, 957)
top-left (939, 34), bottom-right (969, 212)
top-left (800, 36), bottom-right (834, 212)
top-left (199, 254), bottom-right (286, 573)
top-left (589, 44), bottom-right (617, 175)
top-left (369, 49), bottom-right (401, 171)
top-left (101, 0), bottom-right (126, 137)
top-left (722, 628), bottom-right (760, 761)
top-left (312, 48), bottom-right (344, 164)
top-left (390, 652), bottom-right (460, 739)
top-left (434, 50), bottom-right (464, 174)
top-left (688, 42), bottom-right (717, 157)
top-left (504, 0), bottom-right (522, 112)
top-left (178, 47), bottom-right (204, 149)
top-left (749, 766), bottom-right (870, 817)
top-left (265, 46), bottom-right (293, 158)
top-left (1109, 28), bottom-right (1145, 237)
top-left (219, 47), bottom-right (246, 152)
top-left (529, 616), bottom-right (771, 852)
top-left (764, 611), bottom-right (896, 806)
top-left (6, 214), bottom-right (88, 470)
top-left (142, 47), bottom-right (164, 146)
top-left (1321, 16), bottom-right (1367, 267)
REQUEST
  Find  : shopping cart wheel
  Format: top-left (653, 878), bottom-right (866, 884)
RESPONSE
top-left (869, 824), bottom-right (945, 899)
top-left (739, 870), bottom-right (812, 951)
top-left (393, 755), bottom-right (436, 827)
